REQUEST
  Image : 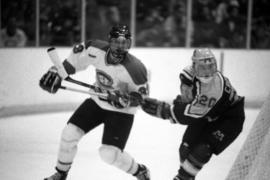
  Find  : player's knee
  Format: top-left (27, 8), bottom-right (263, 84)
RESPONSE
top-left (179, 142), bottom-right (190, 163)
top-left (60, 123), bottom-right (85, 150)
top-left (181, 143), bottom-right (212, 177)
top-left (99, 145), bottom-right (120, 164)
top-left (190, 143), bottom-right (212, 164)
top-left (99, 145), bottom-right (135, 172)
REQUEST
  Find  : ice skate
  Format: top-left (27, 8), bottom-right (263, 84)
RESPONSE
top-left (44, 169), bottom-right (68, 180)
top-left (134, 164), bottom-right (150, 180)
top-left (173, 174), bottom-right (181, 180)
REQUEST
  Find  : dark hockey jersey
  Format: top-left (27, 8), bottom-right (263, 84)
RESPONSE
top-left (170, 66), bottom-right (243, 124)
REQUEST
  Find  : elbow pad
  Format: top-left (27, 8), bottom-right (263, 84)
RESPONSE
top-left (63, 60), bottom-right (76, 75)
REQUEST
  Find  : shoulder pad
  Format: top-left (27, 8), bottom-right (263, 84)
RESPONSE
top-left (85, 39), bottom-right (109, 52)
top-left (121, 54), bottom-right (148, 85)
top-left (182, 66), bottom-right (194, 79)
top-left (179, 66), bottom-right (194, 86)
top-left (180, 74), bottom-right (193, 86)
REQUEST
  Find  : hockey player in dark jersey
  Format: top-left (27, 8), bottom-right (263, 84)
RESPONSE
top-left (141, 48), bottom-right (245, 180)
top-left (40, 25), bottom-right (150, 180)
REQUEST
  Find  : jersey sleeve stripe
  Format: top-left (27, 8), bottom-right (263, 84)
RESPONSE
top-left (63, 59), bottom-right (76, 74)
top-left (169, 105), bottom-right (179, 124)
top-left (182, 69), bottom-right (193, 80)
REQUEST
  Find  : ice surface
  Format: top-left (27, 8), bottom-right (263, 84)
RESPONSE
top-left (0, 109), bottom-right (259, 180)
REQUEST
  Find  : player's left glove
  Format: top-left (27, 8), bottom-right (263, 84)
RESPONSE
top-left (141, 97), bottom-right (171, 119)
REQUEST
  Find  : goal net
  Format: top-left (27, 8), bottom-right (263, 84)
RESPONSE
top-left (225, 93), bottom-right (270, 180)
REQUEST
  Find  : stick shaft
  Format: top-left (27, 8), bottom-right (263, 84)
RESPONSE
top-left (65, 77), bottom-right (96, 89)
top-left (47, 47), bottom-right (108, 99)
top-left (60, 86), bottom-right (108, 98)
top-left (47, 47), bottom-right (97, 90)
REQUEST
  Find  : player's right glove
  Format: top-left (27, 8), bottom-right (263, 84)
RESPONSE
top-left (39, 66), bottom-right (62, 93)
top-left (141, 97), bottom-right (171, 119)
top-left (106, 90), bottom-right (130, 109)
top-left (106, 91), bottom-right (144, 109)
top-left (129, 91), bottom-right (144, 107)
top-left (93, 86), bottom-right (109, 101)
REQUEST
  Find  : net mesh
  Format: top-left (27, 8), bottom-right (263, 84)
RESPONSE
top-left (225, 93), bottom-right (270, 180)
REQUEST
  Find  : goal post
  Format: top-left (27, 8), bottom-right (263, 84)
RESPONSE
top-left (225, 92), bottom-right (270, 180)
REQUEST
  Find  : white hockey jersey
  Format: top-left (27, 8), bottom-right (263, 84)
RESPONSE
top-left (63, 40), bottom-right (148, 114)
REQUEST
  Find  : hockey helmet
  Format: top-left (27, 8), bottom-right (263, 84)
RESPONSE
top-left (108, 24), bottom-right (131, 64)
top-left (192, 48), bottom-right (217, 83)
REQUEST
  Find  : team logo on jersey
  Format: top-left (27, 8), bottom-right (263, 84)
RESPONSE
top-left (96, 70), bottom-right (113, 88)
top-left (212, 130), bottom-right (225, 141)
top-left (73, 44), bottom-right (84, 53)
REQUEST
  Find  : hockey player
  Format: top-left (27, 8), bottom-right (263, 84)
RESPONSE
top-left (40, 25), bottom-right (150, 180)
top-left (140, 48), bottom-right (245, 180)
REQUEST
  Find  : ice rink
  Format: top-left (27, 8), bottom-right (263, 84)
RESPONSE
top-left (0, 108), bottom-right (259, 180)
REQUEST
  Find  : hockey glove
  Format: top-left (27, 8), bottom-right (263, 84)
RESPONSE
top-left (107, 90), bottom-right (130, 109)
top-left (39, 66), bottom-right (62, 93)
top-left (141, 97), bottom-right (171, 119)
top-left (129, 91), bottom-right (144, 107)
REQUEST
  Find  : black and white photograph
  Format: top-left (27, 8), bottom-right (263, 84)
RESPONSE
top-left (0, 0), bottom-right (270, 180)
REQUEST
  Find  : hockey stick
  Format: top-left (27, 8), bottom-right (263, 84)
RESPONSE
top-left (47, 47), bottom-right (103, 90)
top-left (65, 76), bottom-right (97, 90)
top-left (59, 86), bottom-right (108, 98)
top-left (47, 47), bottom-right (143, 105)
top-left (47, 47), bottom-right (109, 98)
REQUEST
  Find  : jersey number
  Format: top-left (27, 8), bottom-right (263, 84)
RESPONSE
top-left (195, 95), bottom-right (216, 108)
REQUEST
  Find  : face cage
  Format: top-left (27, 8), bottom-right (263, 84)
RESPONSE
top-left (193, 62), bottom-right (217, 78)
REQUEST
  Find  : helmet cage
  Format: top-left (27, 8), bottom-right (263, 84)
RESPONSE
top-left (192, 48), bottom-right (217, 78)
top-left (193, 59), bottom-right (217, 77)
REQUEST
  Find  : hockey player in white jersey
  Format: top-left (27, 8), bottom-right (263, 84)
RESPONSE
top-left (40, 25), bottom-right (150, 180)
top-left (140, 48), bottom-right (245, 180)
